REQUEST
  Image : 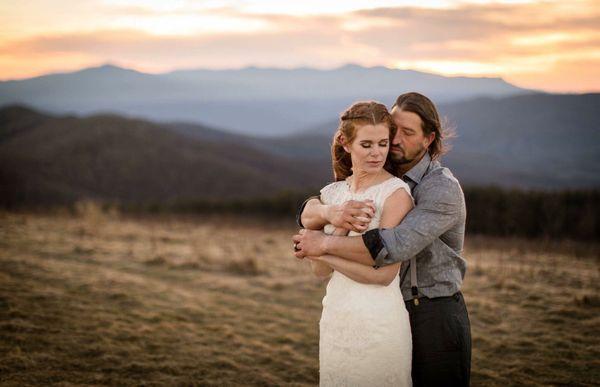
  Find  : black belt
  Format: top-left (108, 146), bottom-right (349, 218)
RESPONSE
top-left (407, 291), bottom-right (462, 305)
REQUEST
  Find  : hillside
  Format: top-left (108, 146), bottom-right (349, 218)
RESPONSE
top-left (441, 93), bottom-right (600, 188)
top-left (1, 92), bottom-right (598, 210)
top-left (0, 106), bottom-right (329, 208)
top-left (255, 93), bottom-right (600, 189)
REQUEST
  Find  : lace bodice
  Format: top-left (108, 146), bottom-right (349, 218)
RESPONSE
top-left (320, 176), bottom-right (413, 236)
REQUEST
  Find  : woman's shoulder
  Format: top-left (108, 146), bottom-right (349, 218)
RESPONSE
top-left (320, 180), bottom-right (346, 193)
top-left (319, 180), bottom-right (348, 204)
top-left (373, 173), bottom-right (408, 191)
top-left (377, 176), bottom-right (413, 204)
top-left (383, 175), bottom-right (410, 189)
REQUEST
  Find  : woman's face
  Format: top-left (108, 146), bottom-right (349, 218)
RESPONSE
top-left (344, 123), bottom-right (390, 175)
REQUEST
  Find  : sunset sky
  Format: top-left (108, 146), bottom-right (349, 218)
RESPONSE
top-left (1, 0), bottom-right (598, 92)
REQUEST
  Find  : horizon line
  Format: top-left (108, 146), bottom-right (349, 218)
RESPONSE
top-left (0, 61), bottom-right (510, 82)
top-left (3, 61), bottom-right (600, 94)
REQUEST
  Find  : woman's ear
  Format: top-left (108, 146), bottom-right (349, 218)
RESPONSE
top-left (340, 135), bottom-right (350, 153)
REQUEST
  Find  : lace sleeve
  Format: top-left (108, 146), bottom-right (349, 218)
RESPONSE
top-left (319, 181), bottom-right (341, 205)
top-left (319, 181), bottom-right (343, 235)
top-left (379, 178), bottom-right (414, 207)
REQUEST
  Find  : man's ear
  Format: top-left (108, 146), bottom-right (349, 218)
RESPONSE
top-left (426, 132), bottom-right (435, 148)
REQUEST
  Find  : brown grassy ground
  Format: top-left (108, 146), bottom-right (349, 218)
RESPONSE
top-left (0, 207), bottom-right (598, 386)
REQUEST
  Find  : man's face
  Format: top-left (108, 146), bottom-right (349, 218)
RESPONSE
top-left (390, 106), bottom-right (433, 165)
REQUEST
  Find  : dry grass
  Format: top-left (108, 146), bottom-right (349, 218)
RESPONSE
top-left (0, 208), bottom-right (598, 386)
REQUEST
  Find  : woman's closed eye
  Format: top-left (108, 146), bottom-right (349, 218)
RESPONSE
top-left (360, 140), bottom-right (388, 149)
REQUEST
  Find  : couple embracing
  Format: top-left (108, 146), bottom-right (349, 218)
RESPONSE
top-left (293, 92), bottom-right (472, 386)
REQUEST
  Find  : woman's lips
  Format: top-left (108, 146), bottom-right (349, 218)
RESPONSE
top-left (367, 161), bottom-right (383, 166)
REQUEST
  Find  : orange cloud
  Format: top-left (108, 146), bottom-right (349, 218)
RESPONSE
top-left (0, 1), bottom-right (598, 92)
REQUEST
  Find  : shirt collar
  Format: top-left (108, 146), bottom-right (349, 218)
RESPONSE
top-left (403, 152), bottom-right (432, 186)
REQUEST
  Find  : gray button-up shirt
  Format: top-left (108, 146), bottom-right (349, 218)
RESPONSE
top-left (366, 152), bottom-right (467, 300)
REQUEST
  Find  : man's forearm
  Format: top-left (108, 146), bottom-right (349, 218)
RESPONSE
top-left (324, 235), bottom-right (375, 266)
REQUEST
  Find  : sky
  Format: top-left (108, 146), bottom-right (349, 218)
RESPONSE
top-left (1, 0), bottom-right (599, 92)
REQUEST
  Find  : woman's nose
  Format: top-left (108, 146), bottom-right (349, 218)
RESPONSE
top-left (369, 148), bottom-right (383, 158)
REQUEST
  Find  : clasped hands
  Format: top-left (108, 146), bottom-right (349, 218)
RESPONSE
top-left (292, 199), bottom-right (375, 259)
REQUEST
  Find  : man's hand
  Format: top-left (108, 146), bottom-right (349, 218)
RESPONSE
top-left (292, 229), bottom-right (328, 259)
top-left (327, 199), bottom-right (375, 233)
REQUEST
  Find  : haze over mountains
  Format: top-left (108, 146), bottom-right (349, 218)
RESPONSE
top-left (296, 94), bottom-right (600, 189)
top-left (0, 65), bottom-right (598, 207)
top-left (0, 105), bottom-right (329, 207)
top-left (0, 64), bottom-right (528, 136)
top-left (1, 92), bottom-right (599, 207)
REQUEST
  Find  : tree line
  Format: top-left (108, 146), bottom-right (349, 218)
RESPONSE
top-left (115, 187), bottom-right (598, 242)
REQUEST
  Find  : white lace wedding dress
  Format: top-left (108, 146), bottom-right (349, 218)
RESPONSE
top-left (318, 176), bottom-right (413, 387)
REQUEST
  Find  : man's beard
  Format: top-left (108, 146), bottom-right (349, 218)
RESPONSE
top-left (390, 146), bottom-right (425, 165)
top-left (391, 154), bottom-right (413, 164)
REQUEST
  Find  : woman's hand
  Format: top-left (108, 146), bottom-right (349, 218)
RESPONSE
top-left (326, 200), bottom-right (375, 233)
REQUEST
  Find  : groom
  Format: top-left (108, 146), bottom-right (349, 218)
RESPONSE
top-left (293, 92), bottom-right (471, 386)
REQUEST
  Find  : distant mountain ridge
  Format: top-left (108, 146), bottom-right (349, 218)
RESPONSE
top-left (440, 93), bottom-right (600, 188)
top-left (271, 93), bottom-right (600, 189)
top-left (0, 63), bottom-right (529, 136)
top-left (1, 92), bottom-right (598, 208)
top-left (0, 105), bottom-right (329, 207)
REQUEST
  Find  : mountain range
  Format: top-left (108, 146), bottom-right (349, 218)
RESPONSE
top-left (294, 93), bottom-right (600, 189)
top-left (0, 64), bottom-right (597, 207)
top-left (0, 105), bottom-right (328, 207)
top-left (1, 91), bottom-right (598, 208)
top-left (0, 64), bottom-right (529, 136)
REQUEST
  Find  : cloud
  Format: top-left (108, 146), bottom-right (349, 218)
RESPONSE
top-left (350, 2), bottom-right (600, 48)
top-left (0, 0), bottom-right (598, 91)
top-left (0, 28), bottom-right (345, 70)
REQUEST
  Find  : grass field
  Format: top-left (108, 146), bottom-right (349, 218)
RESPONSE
top-left (0, 207), bottom-right (598, 386)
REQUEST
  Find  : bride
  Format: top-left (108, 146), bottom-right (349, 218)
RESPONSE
top-left (302, 101), bottom-right (414, 386)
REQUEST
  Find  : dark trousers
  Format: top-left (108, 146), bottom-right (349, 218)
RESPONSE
top-left (404, 291), bottom-right (472, 387)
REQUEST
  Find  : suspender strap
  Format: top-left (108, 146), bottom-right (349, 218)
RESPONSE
top-left (410, 256), bottom-right (419, 305)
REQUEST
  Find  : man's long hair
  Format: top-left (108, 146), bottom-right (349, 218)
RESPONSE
top-left (393, 92), bottom-right (453, 160)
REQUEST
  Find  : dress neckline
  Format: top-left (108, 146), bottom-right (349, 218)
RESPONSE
top-left (344, 175), bottom-right (397, 195)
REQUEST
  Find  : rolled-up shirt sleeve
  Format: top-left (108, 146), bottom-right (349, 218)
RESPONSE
top-left (364, 173), bottom-right (464, 267)
top-left (362, 229), bottom-right (387, 268)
